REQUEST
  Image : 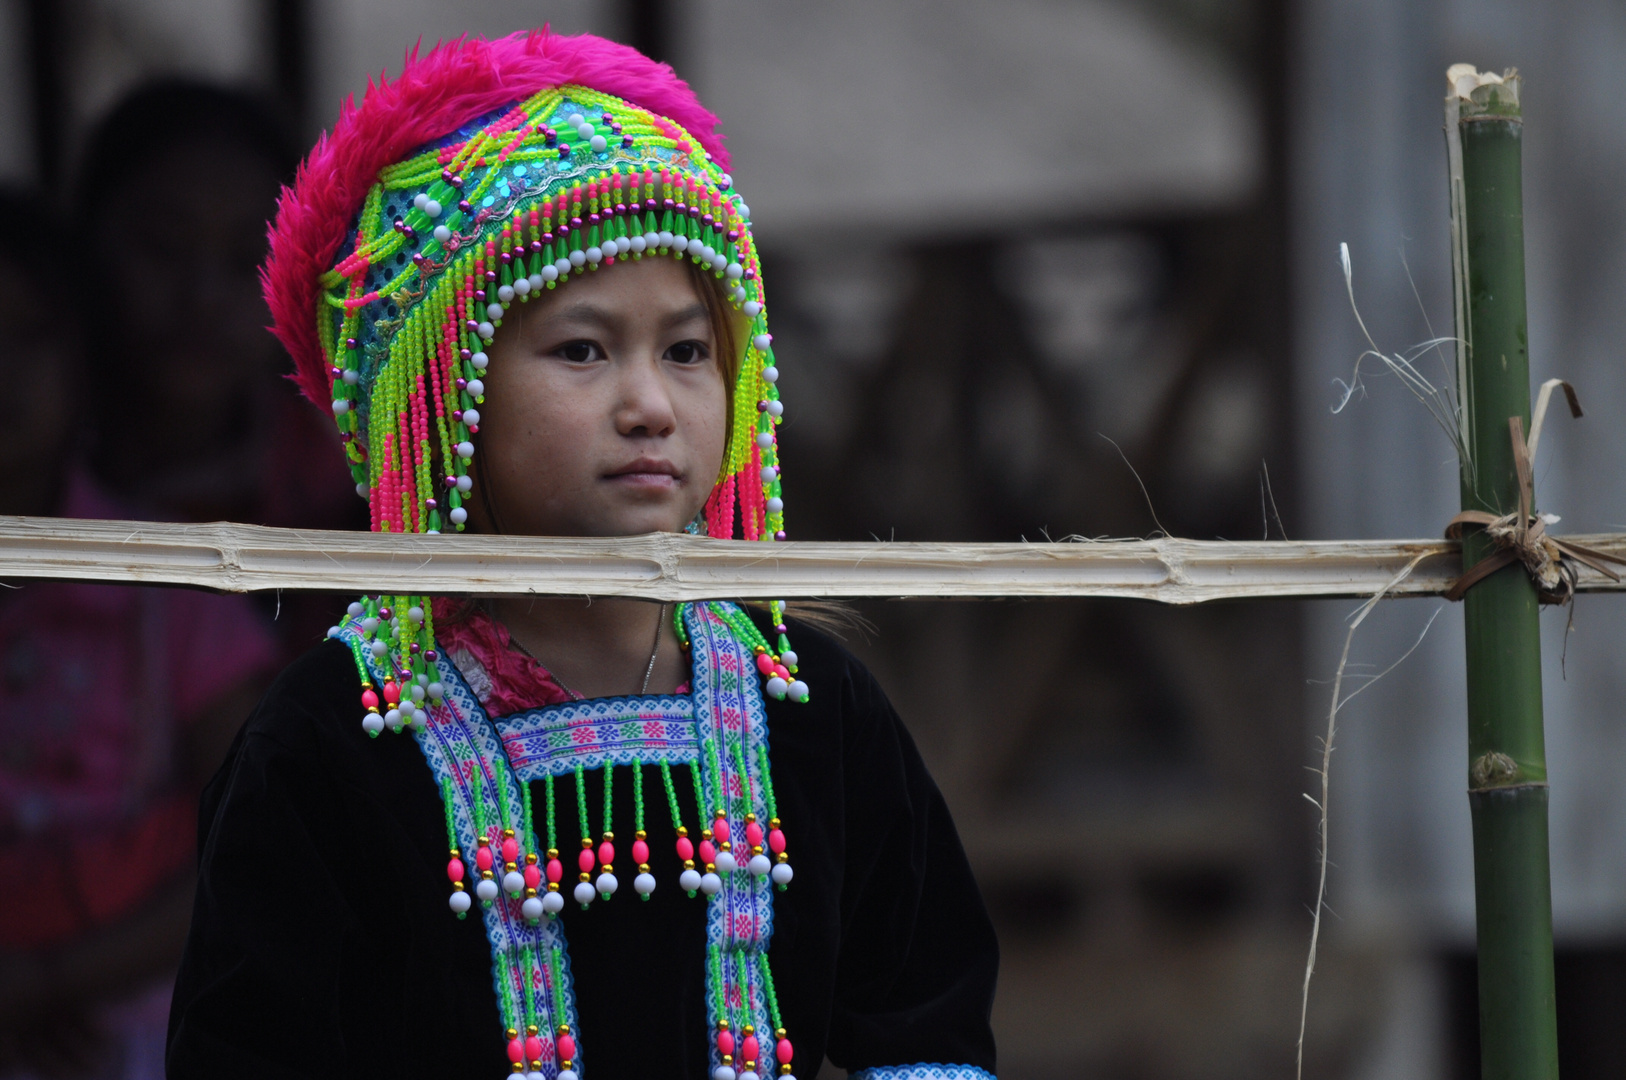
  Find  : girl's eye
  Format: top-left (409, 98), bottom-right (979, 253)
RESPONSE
top-left (554, 340), bottom-right (602, 364)
top-left (665, 340), bottom-right (710, 365)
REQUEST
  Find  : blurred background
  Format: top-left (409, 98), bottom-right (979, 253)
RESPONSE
top-left (1, 0), bottom-right (1625, 1078)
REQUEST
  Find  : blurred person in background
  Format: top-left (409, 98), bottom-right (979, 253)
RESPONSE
top-left (0, 187), bottom-right (279, 1079)
top-left (75, 81), bottom-right (365, 656)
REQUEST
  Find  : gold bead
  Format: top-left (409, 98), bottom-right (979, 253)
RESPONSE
top-left (526, 852), bottom-right (538, 864)
top-left (548, 882), bottom-right (560, 892)
top-left (506, 1028), bottom-right (518, 1039)
top-left (481, 870), bottom-right (494, 879)
top-left (579, 872), bottom-right (590, 882)
top-left (526, 887), bottom-right (537, 898)
top-left (452, 881), bottom-right (465, 892)
top-left (603, 831), bottom-right (614, 841)
top-left (505, 862), bottom-right (517, 872)
top-left (769, 818), bottom-right (781, 829)
top-left (558, 1024), bottom-right (571, 1035)
top-left (547, 848), bottom-right (559, 859)
top-left (746, 812), bottom-right (757, 823)
top-left (449, 847), bottom-right (461, 858)
top-left (503, 827), bottom-right (515, 839)
top-left (527, 1025), bottom-right (539, 1036)
top-left (676, 826), bottom-right (688, 837)
top-left (752, 846), bottom-right (763, 856)
top-left (722, 1055), bottom-right (733, 1066)
top-left (636, 829), bottom-right (647, 840)
top-left (581, 838), bottom-right (592, 849)
top-left (775, 1028), bottom-right (786, 1039)
top-left (638, 863), bottom-right (650, 873)
top-left (743, 1025), bottom-right (755, 1036)
top-left (777, 852), bottom-right (788, 863)
top-left (683, 859), bottom-right (695, 869)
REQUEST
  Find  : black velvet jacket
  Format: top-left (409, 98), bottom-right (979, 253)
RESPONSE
top-left (167, 618), bottom-right (998, 1079)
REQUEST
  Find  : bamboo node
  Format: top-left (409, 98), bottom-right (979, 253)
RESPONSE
top-left (1469, 751), bottom-right (1522, 790)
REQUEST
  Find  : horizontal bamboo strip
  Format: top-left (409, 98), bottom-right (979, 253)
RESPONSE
top-left (1, 515), bottom-right (1623, 604)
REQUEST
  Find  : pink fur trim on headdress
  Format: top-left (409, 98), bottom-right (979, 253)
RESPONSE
top-left (264, 29), bottom-right (728, 405)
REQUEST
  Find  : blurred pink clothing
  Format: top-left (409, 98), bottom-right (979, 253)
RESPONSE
top-left (0, 470), bottom-right (277, 948)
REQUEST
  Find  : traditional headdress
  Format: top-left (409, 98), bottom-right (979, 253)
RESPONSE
top-left (265, 31), bottom-right (805, 1080)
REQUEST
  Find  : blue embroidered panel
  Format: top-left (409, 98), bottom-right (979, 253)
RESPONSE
top-left (850, 1066), bottom-right (997, 1080)
top-left (496, 695), bottom-right (699, 777)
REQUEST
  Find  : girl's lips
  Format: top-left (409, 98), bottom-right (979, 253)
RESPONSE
top-left (604, 459), bottom-right (682, 488)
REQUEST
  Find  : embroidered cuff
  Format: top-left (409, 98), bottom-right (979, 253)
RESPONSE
top-left (849, 1065), bottom-right (995, 1080)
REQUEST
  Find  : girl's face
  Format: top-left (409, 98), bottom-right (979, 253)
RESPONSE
top-left (466, 255), bottom-right (729, 538)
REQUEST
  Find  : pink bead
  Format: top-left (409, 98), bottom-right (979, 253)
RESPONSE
top-left (578, 848), bottom-right (595, 873)
top-left (501, 837), bottom-right (519, 863)
top-left (632, 839), bottom-right (649, 864)
top-left (476, 846), bottom-right (494, 872)
top-left (713, 818), bottom-right (731, 844)
top-left (717, 1030), bottom-right (735, 1056)
top-left (768, 829), bottom-right (786, 855)
top-left (382, 682), bottom-right (401, 705)
top-left (742, 1035), bottom-right (759, 1064)
top-left (698, 839), bottom-right (716, 865)
top-left (756, 653), bottom-right (775, 675)
top-left (557, 1034), bottom-right (576, 1062)
top-left (446, 857), bottom-right (465, 883)
top-left (525, 1035), bottom-right (544, 1060)
top-left (360, 689), bottom-right (379, 709)
top-left (777, 1039), bottom-right (793, 1064)
top-left (597, 840), bottom-right (615, 866)
top-left (676, 836), bottom-right (694, 861)
top-left (524, 864), bottom-right (542, 890)
top-left (546, 858), bottom-right (563, 883)
top-left (772, 664), bottom-right (790, 681)
top-left (508, 1037), bottom-right (524, 1063)
top-left (746, 822), bottom-right (764, 848)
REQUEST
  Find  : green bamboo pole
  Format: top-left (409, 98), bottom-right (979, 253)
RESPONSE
top-left (1445, 67), bottom-right (1559, 1080)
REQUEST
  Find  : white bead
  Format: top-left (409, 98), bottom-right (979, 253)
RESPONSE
top-left (384, 708), bottom-right (401, 726)
top-left (559, 1071), bottom-right (579, 1080)
top-left (542, 264), bottom-right (560, 282)
top-left (743, 301), bottom-right (762, 317)
top-left (629, 235), bottom-right (647, 253)
top-left (477, 321), bottom-right (495, 339)
top-left (407, 605), bottom-right (424, 622)
top-left (738, 202), bottom-right (750, 218)
top-left (497, 285), bottom-right (515, 303)
top-left (634, 872), bottom-right (656, 895)
top-left (456, 475), bottom-right (473, 493)
top-left (788, 680), bottom-right (809, 701)
top-left (424, 199), bottom-right (442, 218)
top-left (504, 871), bottom-right (525, 895)
top-left (753, 334), bottom-right (772, 351)
top-left (700, 872), bottom-right (723, 895)
top-left (416, 673), bottom-right (429, 686)
top-left (522, 895), bottom-right (544, 920)
top-left (360, 616), bottom-right (379, 632)
top-left (672, 235), bottom-right (689, 252)
top-left (586, 246), bottom-right (603, 264)
top-left (513, 277), bottom-right (531, 296)
top-left (644, 231), bottom-right (661, 248)
top-left (398, 699), bottom-right (414, 717)
top-left (332, 399), bottom-right (350, 415)
top-left (465, 379), bottom-right (484, 396)
top-left (726, 262), bottom-right (743, 279)
top-left (711, 253), bottom-right (728, 271)
top-left (527, 1072), bottom-right (547, 1080)
top-left (576, 122), bottom-right (594, 139)
top-left (449, 889), bottom-right (471, 913)
top-left (433, 225), bottom-right (451, 243)
top-left (370, 640), bottom-right (388, 658)
top-left (741, 1072), bottom-right (759, 1080)
top-left (765, 676), bottom-right (788, 699)
top-left (410, 682), bottom-right (426, 700)
top-left (567, 112), bottom-right (585, 125)
top-left (414, 193), bottom-right (429, 209)
top-left (555, 257), bottom-right (572, 275)
top-left (757, 432), bottom-right (773, 449)
top-left (779, 649), bottom-right (797, 666)
top-left (326, 625), bottom-right (341, 638)
top-left (342, 369), bottom-right (359, 385)
top-left (411, 713), bottom-right (426, 731)
top-left (713, 1068), bottom-right (737, 1080)
top-left (596, 871), bottom-right (619, 895)
top-left (362, 713), bottom-right (385, 735)
top-left (574, 881), bottom-right (596, 905)
top-left (449, 507), bottom-right (468, 525)
top-left (542, 890), bottom-right (565, 914)
top-left (607, 237), bottom-right (624, 255)
top-left (749, 854), bottom-right (772, 876)
top-left (457, 441), bottom-right (475, 459)
top-left (427, 681), bottom-right (444, 699)
top-left (347, 601), bottom-right (365, 617)
top-left (658, 230), bottom-right (674, 248)
top-left (461, 408), bottom-right (481, 426)
top-left (715, 850), bottom-right (737, 874)
top-left (528, 273), bottom-right (544, 290)
top-left (771, 861), bottom-right (794, 885)
top-left (569, 249), bottom-right (587, 267)
top-left (476, 878), bottom-right (500, 902)
top-left (470, 351), bottom-right (489, 369)
top-left (766, 400), bottom-right (784, 417)
top-left (760, 466), bottom-right (777, 483)
top-left (486, 302), bottom-right (504, 321)
top-left (356, 482), bottom-right (368, 499)
top-left (590, 135), bottom-right (607, 152)
top-left (679, 868), bottom-right (702, 891)
top-left (700, 244), bottom-right (715, 262)
top-left (761, 366), bottom-right (779, 383)
top-left (733, 287), bottom-right (748, 303)
top-left (767, 497), bottom-right (784, 514)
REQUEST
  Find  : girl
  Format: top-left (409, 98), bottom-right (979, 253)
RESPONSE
top-left (167, 31), bottom-right (998, 1080)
